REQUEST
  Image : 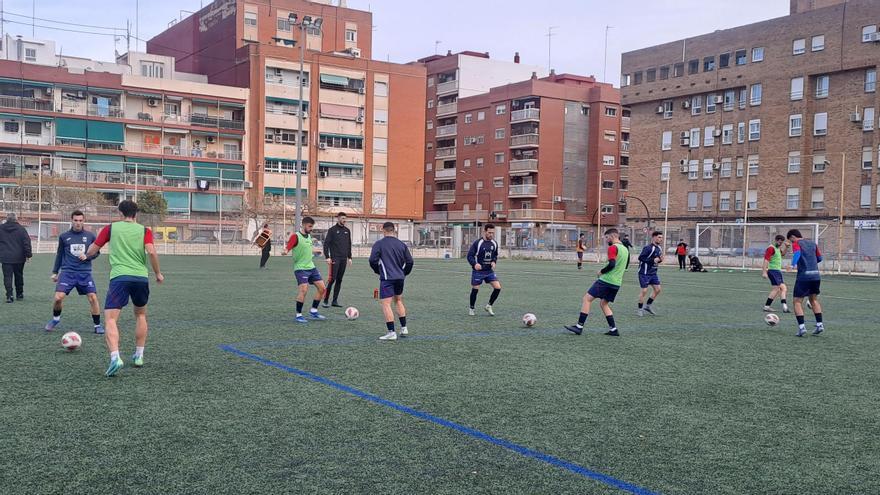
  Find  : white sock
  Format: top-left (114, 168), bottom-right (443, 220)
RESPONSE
top-left (401, 326), bottom-right (408, 331)
top-left (798, 324), bottom-right (806, 330)
top-left (52, 316), bottom-right (61, 322)
top-left (576, 324), bottom-right (583, 329)
top-left (296, 313), bottom-right (303, 317)
top-left (110, 351), bottom-right (120, 361)
top-left (134, 347), bottom-right (144, 358)
top-left (310, 308), bottom-right (318, 313)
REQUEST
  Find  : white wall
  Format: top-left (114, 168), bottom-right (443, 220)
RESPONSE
top-left (457, 55), bottom-right (548, 98)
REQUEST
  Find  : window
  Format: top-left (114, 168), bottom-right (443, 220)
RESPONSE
top-left (787, 188), bottom-right (800, 209)
top-left (619, 179), bottom-right (629, 191)
top-left (719, 52), bottom-right (730, 68)
top-left (373, 109), bottom-right (388, 124)
top-left (722, 124), bottom-right (733, 144)
top-left (463, 159), bottom-right (470, 168)
top-left (737, 122), bottom-right (745, 143)
top-left (720, 158), bottom-right (732, 178)
top-left (748, 155), bottom-right (759, 176)
top-left (476, 135), bottom-right (484, 145)
top-left (3, 121), bottom-right (19, 133)
top-left (494, 128), bottom-right (505, 140)
top-left (660, 192), bottom-right (668, 211)
top-left (494, 152), bottom-right (505, 164)
top-left (816, 75), bottom-right (829, 98)
top-left (792, 38), bottom-right (806, 55)
top-left (425, 162), bottom-right (432, 172)
top-left (691, 95), bottom-right (702, 115)
top-left (738, 88), bottom-right (747, 110)
top-left (747, 189), bottom-right (757, 210)
top-left (812, 35), bottom-right (825, 52)
top-left (603, 155), bottom-right (615, 166)
top-left (24, 121), bottom-right (41, 136)
top-left (723, 90), bottom-right (735, 111)
top-left (788, 152), bottom-right (801, 173)
top-left (427, 77), bottom-right (434, 87)
top-left (663, 101), bottom-right (674, 119)
top-left (811, 188), bottom-right (824, 209)
top-left (789, 114), bottom-right (803, 137)
top-left (426, 120), bottom-right (433, 130)
top-left (659, 65), bottom-right (670, 80)
top-left (661, 162), bottom-right (670, 181)
top-left (864, 108), bottom-right (875, 131)
top-left (345, 29), bottom-right (357, 42)
top-left (687, 192), bottom-right (698, 211)
top-left (277, 18), bottom-right (292, 31)
top-left (735, 190), bottom-right (743, 211)
top-left (661, 131), bottom-right (672, 150)
top-left (736, 157), bottom-right (744, 177)
top-left (244, 12), bottom-right (257, 26)
top-left (867, 69), bottom-right (877, 92)
top-left (493, 201), bottom-right (503, 211)
top-left (602, 180), bottom-right (615, 189)
top-left (673, 62), bottom-right (684, 77)
top-left (791, 77), bottom-right (804, 100)
top-left (704, 126), bottom-right (715, 147)
top-left (475, 180), bottom-right (484, 189)
top-left (814, 113), bottom-right (828, 136)
top-left (374, 81), bottom-right (388, 97)
top-left (495, 104), bottom-right (507, 115)
top-left (689, 128), bottom-right (700, 149)
top-left (704, 57), bottom-right (715, 72)
top-left (861, 185), bottom-right (872, 208)
top-left (861, 147), bottom-right (874, 172)
top-left (703, 159), bottom-right (714, 179)
top-left (633, 72), bottom-right (643, 85)
top-left (265, 128), bottom-right (298, 145)
top-left (24, 48), bottom-right (36, 62)
top-left (373, 137), bottom-right (388, 153)
top-left (863, 25), bottom-right (878, 42)
top-left (749, 119), bottom-right (761, 141)
top-left (688, 59), bottom-right (699, 75)
top-left (646, 68), bottom-right (656, 82)
top-left (494, 178), bottom-right (504, 188)
top-left (427, 99), bottom-right (434, 108)
top-left (476, 157), bottom-right (484, 167)
top-left (752, 47), bottom-right (764, 62)
top-left (477, 111), bottom-right (485, 121)
top-left (688, 159), bottom-right (699, 180)
top-left (813, 153), bottom-right (827, 172)
top-left (604, 130), bottom-right (617, 141)
top-left (735, 49), bottom-right (747, 65)
top-left (720, 191), bottom-right (731, 211)
top-left (702, 191), bottom-right (713, 211)
top-left (319, 134), bottom-right (364, 150)
top-left (605, 106), bottom-right (617, 117)
top-left (621, 74), bottom-right (631, 86)
top-left (706, 94), bottom-right (717, 114)
top-left (750, 84), bottom-right (762, 105)
top-left (464, 113), bottom-right (473, 124)
top-left (601, 204), bottom-right (614, 215)
top-left (140, 62), bottom-right (164, 78)
top-left (463, 181), bottom-right (471, 191)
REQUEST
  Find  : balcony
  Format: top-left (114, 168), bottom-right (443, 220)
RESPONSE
top-left (435, 147), bottom-right (456, 159)
top-left (87, 104), bottom-right (124, 118)
top-left (436, 79), bottom-right (459, 95)
top-left (508, 184), bottom-right (538, 197)
top-left (507, 208), bottom-right (559, 221)
top-left (425, 211), bottom-right (448, 222)
top-left (433, 190), bottom-right (456, 204)
top-left (0, 95), bottom-right (53, 112)
top-left (510, 134), bottom-right (539, 148)
top-left (190, 113), bottom-right (246, 131)
top-left (511, 108), bottom-right (540, 122)
top-left (509, 159), bottom-right (538, 175)
top-left (448, 209), bottom-right (488, 222)
top-left (434, 167), bottom-right (457, 181)
top-left (436, 101), bottom-right (457, 116)
top-left (436, 123), bottom-right (457, 137)
top-left (621, 116), bottom-right (631, 129)
top-left (621, 141), bottom-right (630, 154)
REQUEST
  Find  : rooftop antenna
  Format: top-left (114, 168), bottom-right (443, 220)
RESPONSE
top-left (546, 26), bottom-right (559, 73)
top-left (135, 0), bottom-right (139, 52)
top-left (434, 40), bottom-right (441, 55)
top-left (31, 0), bottom-right (35, 36)
top-left (603, 25), bottom-right (613, 82)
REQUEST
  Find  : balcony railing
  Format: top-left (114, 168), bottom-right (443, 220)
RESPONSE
top-left (123, 143), bottom-right (242, 161)
top-left (510, 134), bottom-right (539, 147)
top-left (436, 79), bottom-right (459, 95)
top-left (507, 208), bottom-right (559, 221)
top-left (511, 108), bottom-right (540, 122)
top-left (87, 104), bottom-right (124, 118)
top-left (436, 101), bottom-right (457, 116)
top-left (190, 113), bottom-right (246, 130)
top-left (435, 147), bottom-right (456, 159)
top-left (425, 211), bottom-right (448, 222)
top-left (0, 95), bottom-right (53, 112)
top-left (433, 190), bottom-right (456, 204)
top-left (621, 141), bottom-right (631, 153)
top-left (621, 116), bottom-right (631, 129)
top-left (508, 184), bottom-right (538, 197)
top-left (436, 123), bottom-right (457, 137)
top-left (448, 209), bottom-right (488, 222)
top-left (434, 167), bottom-right (457, 180)
top-left (509, 159), bottom-right (538, 174)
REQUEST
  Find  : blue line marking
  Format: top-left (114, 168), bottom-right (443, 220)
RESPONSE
top-left (219, 344), bottom-right (661, 495)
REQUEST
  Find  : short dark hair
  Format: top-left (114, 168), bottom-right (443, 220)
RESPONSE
top-left (382, 221), bottom-right (395, 232)
top-left (579, 233), bottom-right (585, 237)
top-left (118, 200), bottom-right (138, 218)
top-left (263, 223), bottom-right (269, 228)
top-left (604, 228), bottom-right (618, 236)
top-left (71, 210), bottom-right (84, 219)
top-left (302, 216), bottom-right (315, 226)
top-left (336, 212), bottom-right (347, 218)
top-left (786, 229), bottom-right (802, 240)
top-left (484, 223), bottom-right (495, 231)
top-left (775, 235), bottom-right (785, 242)
top-left (652, 231), bottom-right (663, 237)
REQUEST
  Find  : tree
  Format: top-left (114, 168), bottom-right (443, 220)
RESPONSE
top-left (137, 191), bottom-right (168, 228)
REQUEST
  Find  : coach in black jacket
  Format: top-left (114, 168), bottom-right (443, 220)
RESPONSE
top-left (322, 212), bottom-right (352, 307)
top-left (0, 212), bottom-right (32, 302)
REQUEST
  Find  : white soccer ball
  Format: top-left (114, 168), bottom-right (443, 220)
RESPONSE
top-left (522, 313), bottom-right (537, 327)
top-left (61, 331), bottom-right (82, 351)
top-left (764, 313), bottom-right (780, 327)
top-left (345, 307), bottom-right (359, 320)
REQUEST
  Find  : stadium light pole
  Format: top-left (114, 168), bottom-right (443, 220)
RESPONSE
top-left (836, 152), bottom-right (846, 274)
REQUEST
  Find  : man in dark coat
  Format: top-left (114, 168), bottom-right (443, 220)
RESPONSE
top-left (0, 212), bottom-right (33, 302)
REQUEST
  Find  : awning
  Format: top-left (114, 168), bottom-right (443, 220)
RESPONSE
top-left (162, 127), bottom-right (189, 134)
top-left (21, 115), bottom-right (54, 122)
top-left (88, 87), bottom-right (122, 95)
top-left (0, 112), bottom-right (25, 120)
top-left (218, 163), bottom-right (245, 180)
top-left (124, 157), bottom-right (162, 170)
top-left (192, 98), bottom-right (219, 106)
top-left (319, 103), bottom-right (360, 120)
top-left (163, 191), bottom-right (190, 211)
top-left (86, 121), bottom-right (124, 144)
top-left (190, 130), bottom-right (219, 137)
top-left (55, 152), bottom-right (86, 159)
top-left (0, 77), bottom-right (52, 88)
top-left (55, 83), bottom-right (88, 91)
top-left (319, 132), bottom-right (363, 140)
top-left (162, 159), bottom-right (190, 178)
top-left (219, 101), bottom-right (245, 109)
top-left (193, 162), bottom-right (220, 179)
top-left (320, 74), bottom-right (349, 85)
top-left (127, 91), bottom-right (162, 99)
top-left (219, 133), bottom-right (242, 139)
top-left (266, 96), bottom-right (305, 106)
top-left (318, 190), bottom-right (362, 199)
top-left (319, 161), bottom-right (363, 169)
top-left (264, 187), bottom-right (307, 196)
top-left (125, 124), bottom-right (162, 132)
top-left (164, 95), bottom-right (183, 102)
top-left (55, 118), bottom-right (88, 141)
top-left (86, 154), bottom-right (124, 173)
top-left (191, 193), bottom-right (218, 212)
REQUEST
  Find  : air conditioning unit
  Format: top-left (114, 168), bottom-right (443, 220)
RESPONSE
top-left (713, 163), bottom-right (721, 170)
top-left (713, 129), bottom-right (722, 137)
top-left (680, 165), bottom-right (689, 173)
top-left (244, 180), bottom-right (253, 189)
top-left (320, 171), bottom-right (328, 177)
top-left (871, 32), bottom-right (880, 42)
top-left (45, 87), bottom-right (52, 96)
top-left (206, 135), bottom-right (216, 143)
top-left (147, 98), bottom-right (158, 107)
top-left (714, 95), bottom-right (723, 104)
top-left (350, 48), bottom-right (362, 58)
top-left (850, 112), bottom-right (862, 122)
top-left (656, 105), bottom-right (664, 114)
top-left (319, 142), bottom-right (327, 149)
top-left (553, 195), bottom-right (563, 202)
top-left (682, 100), bottom-right (690, 109)
top-left (358, 87), bottom-right (366, 94)
top-left (44, 121), bottom-right (52, 129)
top-left (680, 137), bottom-right (690, 146)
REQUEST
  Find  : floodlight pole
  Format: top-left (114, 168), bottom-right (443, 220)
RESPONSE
top-left (294, 19), bottom-right (307, 231)
top-left (837, 152), bottom-right (846, 274)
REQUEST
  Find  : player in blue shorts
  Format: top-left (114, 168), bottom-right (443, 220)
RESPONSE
top-left (467, 223), bottom-right (501, 316)
top-left (636, 231), bottom-right (664, 316)
top-left (565, 228), bottom-right (629, 337)
top-left (762, 235), bottom-right (790, 313)
top-left (46, 210), bottom-right (104, 334)
top-left (282, 217), bottom-right (326, 324)
top-left (787, 229), bottom-right (824, 337)
top-left (369, 222), bottom-right (414, 341)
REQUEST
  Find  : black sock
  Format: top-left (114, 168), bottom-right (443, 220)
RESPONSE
top-left (399, 316), bottom-right (407, 328)
top-left (646, 298), bottom-right (654, 305)
top-left (296, 301), bottom-right (304, 314)
top-left (386, 321), bottom-right (395, 332)
top-left (606, 315), bottom-right (616, 329)
top-left (92, 314), bottom-right (100, 325)
top-left (781, 299), bottom-right (787, 304)
top-left (469, 288), bottom-right (478, 308)
top-left (638, 302), bottom-right (643, 309)
top-left (765, 298), bottom-right (774, 306)
top-left (53, 308), bottom-right (62, 317)
top-left (815, 313), bottom-right (822, 323)
top-left (489, 288), bottom-right (501, 305)
top-left (796, 315), bottom-right (805, 325)
top-left (578, 312), bottom-right (588, 326)
top-left (311, 299), bottom-right (320, 310)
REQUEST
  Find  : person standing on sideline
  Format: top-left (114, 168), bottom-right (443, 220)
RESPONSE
top-left (565, 228), bottom-right (629, 337)
top-left (0, 212), bottom-right (32, 303)
top-left (636, 231), bottom-right (664, 316)
top-left (86, 200), bottom-right (164, 377)
top-left (369, 222), bottom-right (414, 341)
top-left (46, 210), bottom-right (104, 334)
top-left (322, 212), bottom-right (352, 308)
top-left (676, 239), bottom-right (688, 270)
top-left (576, 233), bottom-right (586, 270)
top-left (467, 223), bottom-right (501, 316)
top-left (282, 216), bottom-right (327, 324)
top-left (254, 223), bottom-right (272, 269)
top-left (762, 235), bottom-right (790, 313)
top-left (787, 229), bottom-right (824, 337)
top-left (620, 233), bottom-right (634, 268)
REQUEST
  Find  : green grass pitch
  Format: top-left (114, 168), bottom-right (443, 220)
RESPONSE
top-left (1, 254), bottom-right (878, 494)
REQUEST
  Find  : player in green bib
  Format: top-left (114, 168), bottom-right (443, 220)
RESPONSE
top-left (87, 200), bottom-right (164, 377)
top-left (566, 228), bottom-right (629, 336)
top-left (762, 234), bottom-right (790, 313)
top-left (282, 217), bottom-right (327, 323)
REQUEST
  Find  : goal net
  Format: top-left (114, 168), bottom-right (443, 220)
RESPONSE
top-left (693, 222), bottom-right (823, 270)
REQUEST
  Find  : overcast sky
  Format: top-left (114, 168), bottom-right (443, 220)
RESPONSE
top-left (3, 0), bottom-right (789, 85)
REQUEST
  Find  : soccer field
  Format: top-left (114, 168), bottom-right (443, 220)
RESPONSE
top-left (1, 254), bottom-right (878, 494)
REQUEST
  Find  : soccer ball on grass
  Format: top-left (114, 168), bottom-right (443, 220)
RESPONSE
top-left (61, 332), bottom-right (82, 351)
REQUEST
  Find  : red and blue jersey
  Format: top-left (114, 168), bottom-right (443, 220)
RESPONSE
top-left (791, 239), bottom-right (822, 281)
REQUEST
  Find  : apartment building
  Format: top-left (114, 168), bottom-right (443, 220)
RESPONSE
top-left (148, 0), bottom-right (426, 226)
top-left (620, 0), bottom-right (880, 254)
top-left (0, 35), bottom-right (248, 235)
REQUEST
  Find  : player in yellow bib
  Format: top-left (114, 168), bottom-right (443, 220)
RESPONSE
top-left (282, 216), bottom-right (327, 324)
top-left (565, 228), bottom-right (628, 336)
top-left (762, 234), bottom-right (790, 313)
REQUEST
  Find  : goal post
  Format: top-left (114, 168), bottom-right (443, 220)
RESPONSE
top-left (37, 221), bottom-right (108, 253)
top-left (694, 222), bottom-right (821, 270)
